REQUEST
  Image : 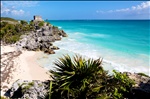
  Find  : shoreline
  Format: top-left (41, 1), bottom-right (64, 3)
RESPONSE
top-left (52, 36), bottom-right (150, 76)
top-left (38, 40), bottom-right (150, 76)
top-left (1, 45), bottom-right (51, 96)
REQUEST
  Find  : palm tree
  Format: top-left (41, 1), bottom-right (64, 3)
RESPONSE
top-left (49, 55), bottom-right (108, 99)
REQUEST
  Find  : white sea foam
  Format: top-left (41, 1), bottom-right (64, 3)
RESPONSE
top-left (91, 33), bottom-right (110, 38)
top-left (72, 32), bottom-right (109, 39)
top-left (37, 35), bottom-right (150, 76)
top-left (58, 26), bottom-right (62, 29)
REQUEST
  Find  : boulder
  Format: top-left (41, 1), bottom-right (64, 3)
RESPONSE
top-left (61, 30), bottom-right (68, 37)
top-left (51, 46), bottom-right (59, 50)
top-left (38, 36), bottom-right (55, 42)
top-left (5, 80), bottom-right (50, 99)
top-left (125, 72), bottom-right (150, 99)
top-left (41, 26), bottom-right (50, 31)
top-left (41, 31), bottom-right (53, 36)
top-left (53, 35), bottom-right (61, 40)
top-left (44, 49), bottom-right (55, 54)
top-left (25, 38), bottom-right (38, 50)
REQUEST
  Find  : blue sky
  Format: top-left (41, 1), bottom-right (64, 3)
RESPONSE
top-left (1, 1), bottom-right (150, 20)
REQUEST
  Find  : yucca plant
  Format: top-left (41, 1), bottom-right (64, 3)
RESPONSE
top-left (49, 54), bottom-right (108, 99)
top-left (48, 55), bottom-right (134, 99)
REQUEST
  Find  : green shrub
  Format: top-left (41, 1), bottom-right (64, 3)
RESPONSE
top-left (48, 55), bottom-right (135, 99)
top-left (111, 70), bottom-right (135, 98)
top-left (5, 35), bottom-right (21, 44)
top-left (21, 82), bottom-right (34, 93)
top-left (0, 22), bottom-right (8, 27)
top-left (28, 82), bottom-right (34, 86)
top-left (38, 21), bottom-right (44, 27)
top-left (15, 24), bottom-right (23, 32)
top-left (29, 21), bottom-right (34, 26)
top-left (137, 73), bottom-right (149, 77)
top-left (20, 20), bottom-right (28, 25)
top-left (46, 22), bottom-right (51, 26)
top-left (0, 30), bottom-right (5, 39)
top-left (0, 17), bottom-right (34, 44)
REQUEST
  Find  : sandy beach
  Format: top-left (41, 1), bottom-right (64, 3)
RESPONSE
top-left (1, 45), bottom-right (51, 96)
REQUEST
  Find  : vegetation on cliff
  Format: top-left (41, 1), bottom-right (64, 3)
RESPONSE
top-left (48, 55), bottom-right (135, 99)
top-left (1, 17), bottom-right (18, 23)
top-left (0, 17), bottom-right (51, 44)
top-left (1, 17), bottom-right (149, 99)
top-left (0, 17), bottom-right (32, 44)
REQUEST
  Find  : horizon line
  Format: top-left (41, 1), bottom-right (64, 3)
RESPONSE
top-left (45, 19), bottom-right (150, 21)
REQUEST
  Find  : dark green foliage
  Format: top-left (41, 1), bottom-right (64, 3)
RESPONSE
top-left (46, 22), bottom-right (51, 26)
top-left (109, 70), bottom-right (135, 99)
top-left (0, 30), bottom-right (5, 38)
top-left (50, 55), bottom-right (104, 99)
top-left (29, 21), bottom-right (34, 26)
top-left (20, 20), bottom-right (28, 25)
top-left (0, 21), bottom-right (8, 27)
top-left (0, 18), bottom-right (34, 44)
top-left (38, 21), bottom-right (44, 27)
top-left (21, 82), bottom-right (34, 93)
top-left (137, 73), bottom-right (149, 77)
top-left (5, 35), bottom-right (21, 43)
top-left (28, 82), bottom-right (34, 86)
top-left (48, 55), bottom-right (135, 99)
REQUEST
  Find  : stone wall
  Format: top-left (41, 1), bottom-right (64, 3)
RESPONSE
top-left (33, 16), bottom-right (43, 21)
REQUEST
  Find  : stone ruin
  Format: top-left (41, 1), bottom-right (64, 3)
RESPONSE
top-left (33, 15), bottom-right (43, 22)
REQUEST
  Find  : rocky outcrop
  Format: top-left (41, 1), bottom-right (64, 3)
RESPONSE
top-left (15, 25), bottom-right (67, 54)
top-left (125, 72), bottom-right (150, 99)
top-left (4, 73), bottom-right (150, 99)
top-left (5, 79), bottom-right (50, 99)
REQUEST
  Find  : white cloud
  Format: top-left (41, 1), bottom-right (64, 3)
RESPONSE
top-left (1, 2), bottom-right (24, 16)
top-left (96, 1), bottom-right (150, 13)
top-left (96, 10), bottom-right (104, 13)
top-left (11, 9), bottom-right (24, 15)
top-left (116, 8), bottom-right (130, 12)
top-left (2, 1), bottom-right (39, 8)
top-left (1, 1), bottom-right (38, 16)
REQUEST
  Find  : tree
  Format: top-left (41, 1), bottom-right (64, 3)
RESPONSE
top-left (0, 22), bottom-right (8, 28)
top-left (20, 20), bottom-right (28, 25)
top-left (0, 30), bottom-right (5, 39)
top-left (15, 24), bottom-right (22, 32)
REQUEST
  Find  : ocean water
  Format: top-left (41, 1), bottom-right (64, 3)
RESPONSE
top-left (37, 20), bottom-right (150, 76)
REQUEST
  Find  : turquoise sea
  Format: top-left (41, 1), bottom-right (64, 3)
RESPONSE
top-left (37, 20), bottom-right (150, 76)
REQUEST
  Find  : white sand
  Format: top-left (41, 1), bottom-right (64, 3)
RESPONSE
top-left (1, 45), bottom-right (16, 54)
top-left (1, 45), bottom-right (51, 96)
top-left (14, 50), bottom-right (50, 81)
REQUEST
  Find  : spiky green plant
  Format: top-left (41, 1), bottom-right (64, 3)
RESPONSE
top-left (49, 55), bottom-right (108, 99)
top-left (48, 55), bottom-right (134, 99)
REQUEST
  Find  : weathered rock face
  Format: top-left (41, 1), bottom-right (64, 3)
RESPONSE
top-left (15, 24), bottom-right (67, 54)
top-left (125, 72), bottom-right (150, 99)
top-left (5, 79), bottom-right (50, 99)
top-left (4, 73), bottom-right (150, 99)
